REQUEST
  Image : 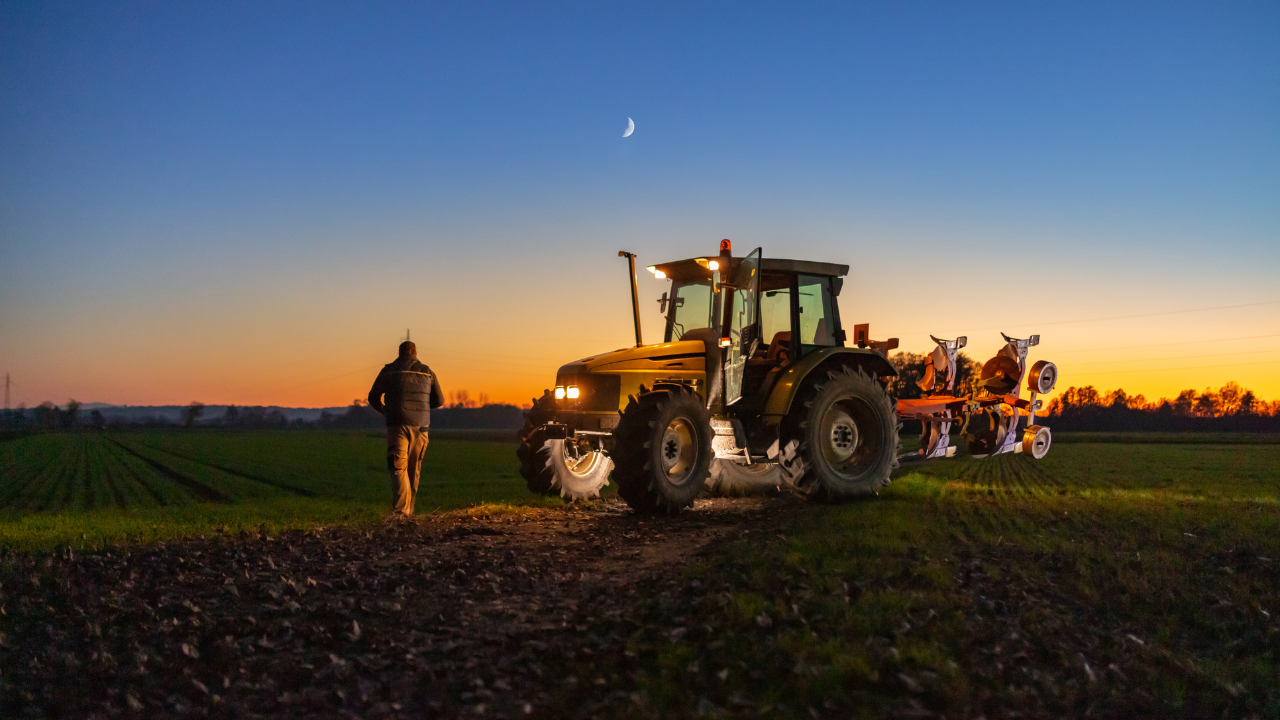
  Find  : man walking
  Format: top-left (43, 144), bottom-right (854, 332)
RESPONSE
top-left (367, 341), bottom-right (444, 517)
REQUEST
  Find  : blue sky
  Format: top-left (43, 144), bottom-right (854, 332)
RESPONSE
top-left (1, 1), bottom-right (1278, 406)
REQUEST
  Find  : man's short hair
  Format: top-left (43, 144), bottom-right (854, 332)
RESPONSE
top-left (399, 341), bottom-right (417, 357)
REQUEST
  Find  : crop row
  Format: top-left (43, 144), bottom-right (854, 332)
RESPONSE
top-left (0, 434), bottom-right (317, 515)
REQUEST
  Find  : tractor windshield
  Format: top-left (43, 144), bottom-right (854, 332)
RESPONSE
top-left (665, 279), bottom-right (714, 341)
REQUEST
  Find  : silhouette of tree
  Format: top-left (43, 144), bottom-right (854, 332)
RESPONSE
top-left (34, 402), bottom-right (54, 430)
top-left (183, 402), bottom-right (205, 428)
top-left (1238, 390), bottom-right (1260, 417)
top-left (888, 351), bottom-right (980, 399)
top-left (240, 406), bottom-right (267, 427)
top-left (1171, 389), bottom-right (1197, 416)
top-left (1044, 381), bottom-right (1278, 430)
top-left (64, 399), bottom-right (80, 429)
top-left (1193, 389), bottom-right (1221, 418)
top-left (222, 405), bottom-right (240, 426)
top-left (1217, 382), bottom-right (1243, 415)
top-left (90, 409), bottom-right (106, 430)
top-left (888, 352), bottom-right (928, 400)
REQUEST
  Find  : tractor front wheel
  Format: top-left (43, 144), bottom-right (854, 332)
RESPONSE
top-left (518, 428), bottom-right (613, 500)
top-left (517, 391), bottom-right (558, 495)
top-left (778, 366), bottom-right (900, 500)
top-left (613, 386), bottom-right (712, 513)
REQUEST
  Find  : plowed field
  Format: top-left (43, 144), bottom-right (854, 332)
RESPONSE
top-left (1, 433), bottom-right (1278, 718)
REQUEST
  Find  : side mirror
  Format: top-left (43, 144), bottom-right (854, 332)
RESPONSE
top-left (657, 292), bottom-right (669, 314)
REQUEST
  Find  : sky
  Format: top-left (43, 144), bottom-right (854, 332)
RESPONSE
top-left (1, 1), bottom-right (1277, 409)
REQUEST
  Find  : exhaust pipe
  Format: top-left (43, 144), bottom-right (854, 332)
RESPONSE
top-left (618, 250), bottom-right (643, 347)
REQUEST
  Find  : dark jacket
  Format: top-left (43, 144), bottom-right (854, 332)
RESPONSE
top-left (367, 356), bottom-right (444, 427)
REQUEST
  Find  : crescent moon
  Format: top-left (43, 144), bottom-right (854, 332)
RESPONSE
top-left (623, 117), bottom-right (634, 138)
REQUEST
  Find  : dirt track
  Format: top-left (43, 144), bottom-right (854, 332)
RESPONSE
top-left (0, 497), bottom-right (787, 719)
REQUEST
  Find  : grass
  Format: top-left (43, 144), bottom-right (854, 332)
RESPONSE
top-left (0, 430), bottom-right (553, 551)
top-left (2, 429), bottom-right (1277, 714)
top-left (607, 440), bottom-right (1280, 717)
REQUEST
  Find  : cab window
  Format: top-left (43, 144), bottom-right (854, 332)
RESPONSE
top-left (759, 289), bottom-right (790, 346)
top-left (665, 280), bottom-right (714, 341)
top-left (797, 275), bottom-right (838, 348)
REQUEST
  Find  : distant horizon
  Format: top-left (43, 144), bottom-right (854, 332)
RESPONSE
top-left (6, 368), bottom-right (1277, 412)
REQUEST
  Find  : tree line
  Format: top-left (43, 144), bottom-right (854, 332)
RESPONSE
top-left (1042, 382), bottom-right (1280, 431)
top-left (0, 397), bottom-right (526, 432)
top-left (889, 351), bottom-right (1279, 432)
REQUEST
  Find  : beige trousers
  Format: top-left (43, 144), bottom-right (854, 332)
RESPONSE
top-left (386, 425), bottom-right (429, 515)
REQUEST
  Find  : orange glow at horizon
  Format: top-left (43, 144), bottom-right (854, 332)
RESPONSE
top-left (3, 247), bottom-right (1277, 411)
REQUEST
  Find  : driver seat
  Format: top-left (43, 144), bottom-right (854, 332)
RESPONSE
top-left (765, 331), bottom-right (793, 365)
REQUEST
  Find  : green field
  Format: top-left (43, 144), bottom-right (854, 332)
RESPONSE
top-left (611, 441), bottom-right (1280, 717)
top-left (0, 430), bottom-right (553, 551)
top-left (2, 430), bottom-right (1277, 714)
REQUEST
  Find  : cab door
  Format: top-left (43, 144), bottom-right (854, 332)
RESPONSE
top-left (724, 248), bottom-right (762, 406)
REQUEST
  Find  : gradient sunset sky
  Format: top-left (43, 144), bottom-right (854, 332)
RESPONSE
top-left (2, 2), bottom-right (1277, 409)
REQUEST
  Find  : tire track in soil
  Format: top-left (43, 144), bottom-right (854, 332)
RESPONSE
top-left (106, 437), bottom-right (230, 503)
top-left (129, 442), bottom-right (318, 497)
top-left (956, 452), bottom-right (1064, 495)
top-left (0, 497), bottom-right (784, 719)
top-left (101, 438), bottom-right (177, 507)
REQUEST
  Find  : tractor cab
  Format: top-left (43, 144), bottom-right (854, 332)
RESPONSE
top-left (648, 246), bottom-right (854, 413)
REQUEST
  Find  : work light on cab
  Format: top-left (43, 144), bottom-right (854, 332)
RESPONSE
top-left (566, 386), bottom-right (580, 399)
top-left (554, 387), bottom-right (566, 400)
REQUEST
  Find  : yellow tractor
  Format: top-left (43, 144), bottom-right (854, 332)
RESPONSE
top-left (517, 240), bottom-right (1057, 512)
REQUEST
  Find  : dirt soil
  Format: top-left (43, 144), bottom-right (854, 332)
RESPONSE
top-left (0, 497), bottom-right (788, 719)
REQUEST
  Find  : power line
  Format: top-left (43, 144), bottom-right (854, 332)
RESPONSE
top-left (1048, 333), bottom-right (1280, 355)
top-left (1067, 348), bottom-right (1280, 368)
top-left (241, 352), bottom-right (558, 403)
top-left (1072, 359), bottom-right (1280, 376)
top-left (900, 300), bottom-right (1280, 335)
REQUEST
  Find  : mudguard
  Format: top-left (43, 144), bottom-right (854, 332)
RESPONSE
top-left (762, 347), bottom-right (897, 419)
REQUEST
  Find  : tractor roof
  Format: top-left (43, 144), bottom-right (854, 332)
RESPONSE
top-left (650, 256), bottom-right (849, 283)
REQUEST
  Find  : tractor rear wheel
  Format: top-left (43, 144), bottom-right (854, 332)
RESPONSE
top-left (704, 459), bottom-right (781, 497)
top-left (613, 385), bottom-right (712, 513)
top-left (777, 366), bottom-right (900, 500)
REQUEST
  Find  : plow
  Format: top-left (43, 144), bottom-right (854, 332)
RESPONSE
top-left (897, 333), bottom-right (1057, 463)
top-left (518, 240), bottom-right (1058, 512)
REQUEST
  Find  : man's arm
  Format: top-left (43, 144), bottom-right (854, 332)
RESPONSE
top-left (367, 369), bottom-right (388, 415)
top-left (429, 370), bottom-right (444, 410)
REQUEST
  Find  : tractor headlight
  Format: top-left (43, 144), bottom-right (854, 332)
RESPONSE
top-left (708, 260), bottom-right (719, 271)
top-left (566, 386), bottom-right (580, 399)
top-left (554, 387), bottom-right (566, 400)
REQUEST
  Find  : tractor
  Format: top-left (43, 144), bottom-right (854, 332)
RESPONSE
top-left (517, 240), bottom-right (1058, 512)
